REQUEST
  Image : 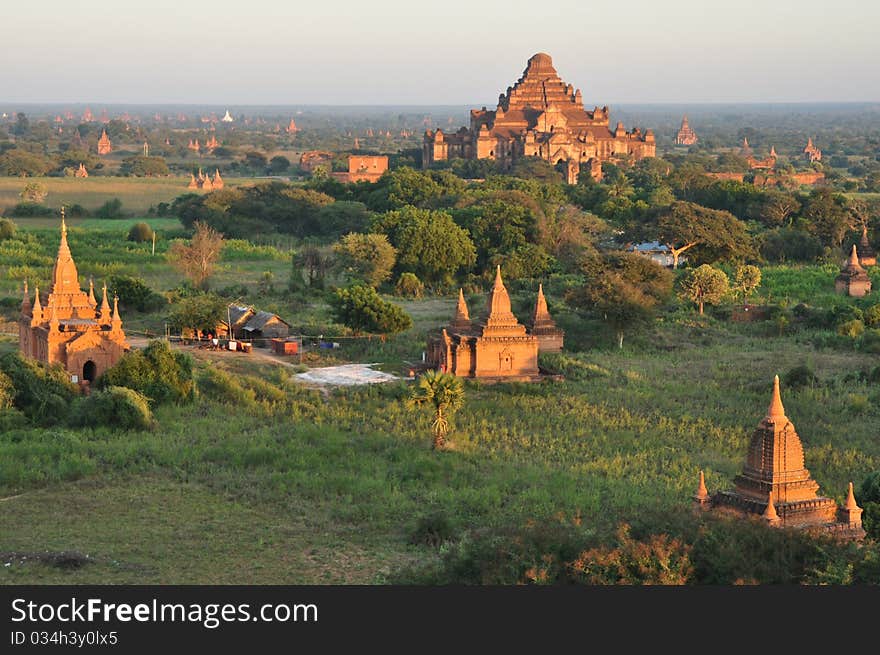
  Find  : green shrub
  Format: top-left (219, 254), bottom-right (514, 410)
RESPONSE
top-left (783, 364), bottom-right (817, 390)
top-left (837, 319), bottom-right (865, 338)
top-left (71, 386), bottom-right (153, 431)
top-left (865, 305), bottom-right (880, 327)
top-left (98, 340), bottom-right (196, 404)
top-left (394, 272), bottom-right (424, 298)
top-left (408, 511), bottom-right (457, 548)
top-left (94, 198), bottom-right (124, 219)
top-left (0, 352), bottom-right (77, 424)
top-left (0, 217), bottom-right (17, 240)
top-left (830, 304), bottom-right (863, 326)
top-left (127, 222), bottom-right (155, 243)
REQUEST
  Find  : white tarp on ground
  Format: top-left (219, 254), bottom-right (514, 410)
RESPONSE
top-left (294, 363), bottom-right (399, 386)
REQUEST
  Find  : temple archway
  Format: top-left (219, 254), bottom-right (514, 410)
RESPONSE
top-left (83, 360), bottom-right (97, 383)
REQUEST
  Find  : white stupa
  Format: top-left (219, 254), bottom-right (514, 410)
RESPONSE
top-left (221, 109), bottom-right (234, 123)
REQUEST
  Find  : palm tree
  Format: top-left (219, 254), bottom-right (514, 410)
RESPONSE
top-left (408, 370), bottom-right (465, 450)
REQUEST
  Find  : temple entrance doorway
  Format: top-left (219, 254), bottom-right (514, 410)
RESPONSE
top-left (83, 360), bottom-right (97, 382)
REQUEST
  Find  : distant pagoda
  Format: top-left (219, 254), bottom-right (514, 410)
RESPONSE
top-left (96, 129), bottom-right (112, 155)
top-left (696, 376), bottom-right (864, 540)
top-left (674, 115), bottom-right (698, 145)
top-left (803, 137), bottom-right (822, 163)
top-left (835, 244), bottom-right (872, 297)
top-left (857, 226), bottom-right (876, 267)
top-left (529, 283), bottom-right (564, 352)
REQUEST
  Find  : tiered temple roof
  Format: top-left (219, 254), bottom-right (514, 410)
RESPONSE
top-left (699, 376), bottom-right (865, 538)
top-left (674, 115), bottom-right (698, 145)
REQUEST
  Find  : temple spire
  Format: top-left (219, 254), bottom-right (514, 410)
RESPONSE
top-left (21, 279), bottom-right (30, 312)
top-left (533, 284), bottom-right (550, 321)
top-left (31, 285), bottom-right (42, 324)
top-left (88, 278), bottom-right (97, 307)
top-left (111, 294), bottom-right (122, 331)
top-left (99, 282), bottom-right (111, 324)
top-left (849, 244), bottom-right (860, 268)
top-left (766, 375), bottom-right (786, 422)
top-left (695, 470), bottom-right (709, 501)
top-left (844, 482), bottom-right (859, 510)
top-left (762, 491), bottom-right (780, 524)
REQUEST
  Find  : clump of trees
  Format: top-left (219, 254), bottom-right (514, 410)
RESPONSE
top-left (99, 340), bottom-right (196, 405)
top-left (333, 233), bottom-right (396, 288)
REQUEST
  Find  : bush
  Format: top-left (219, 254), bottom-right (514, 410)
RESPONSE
top-left (10, 202), bottom-right (54, 217)
top-left (865, 305), bottom-right (880, 327)
top-left (784, 364), bottom-right (817, 390)
top-left (330, 285), bottom-right (413, 334)
top-left (830, 304), bottom-right (863, 326)
top-left (127, 222), bottom-right (155, 243)
top-left (71, 386), bottom-right (153, 430)
top-left (837, 319), bottom-right (865, 338)
top-left (0, 217), bottom-right (17, 240)
top-left (408, 511), bottom-right (457, 548)
top-left (394, 272), bottom-right (424, 298)
top-left (109, 275), bottom-right (165, 313)
top-left (98, 340), bottom-right (196, 404)
top-left (0, 352), bottom-right (77, 424)
top-left (94, 198), bottom-right (124, 219)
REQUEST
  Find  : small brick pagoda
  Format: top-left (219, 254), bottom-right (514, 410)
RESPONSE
top-left (18, 213), bottom-right (129, 385)
top-left (695, 375), bottom-right (865, 539)
top-left (529, 283), bottom-right (564, 353)
top-left (674, 115), bottom-right (698, 145)
top-left (426, 266), bottom-right (540, 381)
top-left (835, 244), bottom-right (872, 297)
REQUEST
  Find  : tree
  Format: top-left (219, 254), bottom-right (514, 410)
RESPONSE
top-left (758, 191), bottom-right (801, 227)
top-left (407, 370), bottom-right (465, 450)
top-left (802, 188), bottom-right (852, 248)
top-left (166, 293), bottom-right (227, 336)
top-left (99, 340), bottom-right (196, 404)
top-left (19, 181), bottom-right (48, 203)
top-left (680, 264), bottom-right (729, 315)
top-left (566, 252), bottom-right (673, 348)
top-left (0, 218), bottom-right (17, 240)
top-left (127, 222), bottom-right (154, 243)
top-left (269, 155), bottom-right (291, 174)
top-left (109, 275), bottom-right (164, 312)
top-left (0, 149), bottom-right (53, 176)
top-left (297, 245), bottom-right (331, 289)
top-left (120, 155), bottom-right (170, 177)
top-left (169, 221), bottom-right (224, 289)
top-left (733, 265), bottom-right (761, 304)
top-left (372, 206), bottom-right (476, 287)
top-left (330, 285), bottom-right (413, 334)
top-left (395, 272), bottom-right (424, 298)
top-left (333, 232), bottom-right (397, 287)
top-left (644, 201), bottom-right (755, 269)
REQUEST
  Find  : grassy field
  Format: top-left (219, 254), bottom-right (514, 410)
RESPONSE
top-left (2, 308), bottom-right (880, 583)
top-left (0, 176), bottom-right (254, 215)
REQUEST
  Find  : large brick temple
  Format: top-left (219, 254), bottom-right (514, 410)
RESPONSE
top-left (695, 375), bottom-right (865, 539)
top-left (422, 52), bottom-right (655, 183)
top-left (18, 215), bottom-right (129, 385)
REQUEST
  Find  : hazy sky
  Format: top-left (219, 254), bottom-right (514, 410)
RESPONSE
top-left (3, 0), bottom-right (878, 104)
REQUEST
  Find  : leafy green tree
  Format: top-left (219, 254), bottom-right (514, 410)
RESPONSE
top-left (566, 252), bottom-right (673, 348)
top-left (641, 201), bottom-right (755, 268)
top-left (760, 228), bottom-right (823, 263)
top-left (373, 206), bottom-right (476, 287)
top-left (802, 188), bottom-right (853, 248)
top-left (167, 293), bottom-right (227, 335)
top-left (120, 155), bottom-right (170, 177)
top-left (733, 265), bottom-right (762, 304)
top-left (109, 275), bottom-right (165, 312)
top-left (94, 198), bottom-right (124, 219)
top-left (0, 149), bottom-right (53, 176)
top-left (99, 340), bottom-right (196, 404)
top-left (408, 370), bottom-right (465, 450)
top-left (0, 352), bottom-right (77, 425)
top-left (269, 155), bottom-right (291, 174)
top-left (333, 232), bottom-right (397, 287)
top-left (330, 285), bottom-right (413, 334)
top-left (758, 191), bottom-right (801, 227)
top-left (680, 264), bottom-right (730, 315)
